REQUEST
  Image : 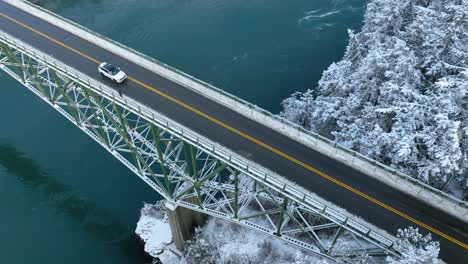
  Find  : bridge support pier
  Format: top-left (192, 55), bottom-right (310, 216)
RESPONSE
top-left (165, 201), bottom-right (205, 251)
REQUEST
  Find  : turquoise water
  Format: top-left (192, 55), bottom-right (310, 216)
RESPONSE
top-left (0, 0), bottom-right (364, 262)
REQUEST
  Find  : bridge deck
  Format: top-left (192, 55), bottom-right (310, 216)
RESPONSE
top-left (0, 1), bottom-right (466, 262)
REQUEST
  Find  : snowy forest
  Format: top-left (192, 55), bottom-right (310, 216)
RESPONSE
top-left (138, 203), bottom-right (440, 264)
top-left (282, 0), bottom-right (468, 199)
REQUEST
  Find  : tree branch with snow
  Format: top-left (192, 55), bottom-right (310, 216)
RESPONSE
top-left (282, 0), bottom-right (468, 199)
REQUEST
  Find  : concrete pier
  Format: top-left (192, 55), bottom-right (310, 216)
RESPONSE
top-left (165, 201), bottom-right (205, 251)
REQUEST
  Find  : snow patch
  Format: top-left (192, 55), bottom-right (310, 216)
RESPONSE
top-left (135, 215), bottom-right (172, 257)
top-left (135, 203), bottom-right (176, 260)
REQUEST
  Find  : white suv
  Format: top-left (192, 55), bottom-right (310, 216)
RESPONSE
top-left (98, 62), bottom-right (127, 83)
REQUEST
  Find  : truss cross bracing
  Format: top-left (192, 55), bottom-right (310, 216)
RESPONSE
top-left (0, 32), bottom-right (400, 262)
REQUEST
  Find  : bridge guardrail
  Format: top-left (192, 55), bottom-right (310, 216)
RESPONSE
top-left (11, 0), bottom-right (468, 221)
top-left (0, 32), bottom-right (400, 254)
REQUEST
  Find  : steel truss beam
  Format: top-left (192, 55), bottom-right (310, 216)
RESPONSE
top-left (0, 32), bottom-right (400, 262)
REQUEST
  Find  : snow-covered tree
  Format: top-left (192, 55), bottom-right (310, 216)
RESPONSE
top-left (182, 227), bottom-right (219, 264)
top-left (331, 239), bottom-right (374, 264)
top-left (386, 227), bottom-right (440, 264)
top-left (282, 0), bottom-right (468, 198)
top-left (180, 217), bottom-right (331, 263)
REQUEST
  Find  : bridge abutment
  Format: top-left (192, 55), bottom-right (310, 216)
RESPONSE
top-left (165, 200), bottom-right (205, 251)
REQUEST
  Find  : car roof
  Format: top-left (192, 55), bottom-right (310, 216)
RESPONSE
top-left (101, 62), bottom-right (116, 71)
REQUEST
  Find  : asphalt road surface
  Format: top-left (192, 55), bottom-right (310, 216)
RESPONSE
top-left (0, 1), bottom-right (466, 262)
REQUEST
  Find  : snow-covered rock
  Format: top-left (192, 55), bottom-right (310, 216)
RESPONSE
top-left (135, 213), bottom-right (172, 256)
top-left (135, 203), bottom-right (179, 262)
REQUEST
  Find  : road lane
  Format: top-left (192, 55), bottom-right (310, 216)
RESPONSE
top-left (0, 2), bottom-right (466, 261)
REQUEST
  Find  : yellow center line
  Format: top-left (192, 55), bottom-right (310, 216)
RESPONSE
top-left (1, 11), bottom-right (467, 250)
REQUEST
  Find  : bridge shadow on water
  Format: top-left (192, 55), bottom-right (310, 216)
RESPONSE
top-left (0, 141), bottom-right (153, 261)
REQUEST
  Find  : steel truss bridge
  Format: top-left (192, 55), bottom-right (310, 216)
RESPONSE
top-left (0, 32), bottom-right (399, 261)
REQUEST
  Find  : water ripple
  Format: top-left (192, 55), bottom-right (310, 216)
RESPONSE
top-left (0, 142), bottom-right (129, 243)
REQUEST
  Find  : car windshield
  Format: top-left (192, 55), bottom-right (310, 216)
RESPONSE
top-left (104, 63), bottom-right (120, 75)
top-left (111, 67), bottom-right (120, 75)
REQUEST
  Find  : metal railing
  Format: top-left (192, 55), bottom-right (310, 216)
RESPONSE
top-left (0, 31), bottom-right (399, 254)
top-left (18, 0), bottom-right (468, 211)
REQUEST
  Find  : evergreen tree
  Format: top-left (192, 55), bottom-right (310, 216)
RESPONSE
top-left (386, 227), bottom-right (440, 264)
top-left (282, 0), bottom-right (468, 198)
